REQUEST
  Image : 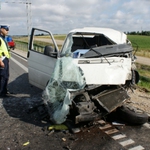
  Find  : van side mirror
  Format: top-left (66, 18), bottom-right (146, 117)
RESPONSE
top-left (44, 45), bottom-right (58, 58)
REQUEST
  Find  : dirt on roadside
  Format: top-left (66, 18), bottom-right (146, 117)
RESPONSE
top-left (128, 87), bottom-right (150, 115)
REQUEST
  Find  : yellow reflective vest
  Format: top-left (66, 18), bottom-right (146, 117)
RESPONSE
top-left (0, 37), bottom-right (10, 58)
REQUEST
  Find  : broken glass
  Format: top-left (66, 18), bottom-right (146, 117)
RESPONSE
top-left (42, 56), bottom-right (86, 124)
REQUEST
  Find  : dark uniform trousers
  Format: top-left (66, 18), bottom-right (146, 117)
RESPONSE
top-left (0, 57), bottom-right (9, 95)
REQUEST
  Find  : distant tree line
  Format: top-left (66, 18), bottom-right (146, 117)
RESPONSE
top-left (126, 31), bottom-right (150, 36)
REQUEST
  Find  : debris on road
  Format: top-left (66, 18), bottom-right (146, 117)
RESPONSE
top-left (23, 141), bottom-right (30, 146)
top-left (48, 124), bottom-right (68, 131)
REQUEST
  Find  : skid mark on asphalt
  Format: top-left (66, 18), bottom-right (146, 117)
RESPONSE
top-left (99, 121), bottom-right (145, 150)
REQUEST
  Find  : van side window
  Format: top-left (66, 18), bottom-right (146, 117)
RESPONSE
top-left (31, 30), bottom-right (56, 55)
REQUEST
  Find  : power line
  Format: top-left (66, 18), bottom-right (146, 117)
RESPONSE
top-left (4, 0), bottom-right (31, 4)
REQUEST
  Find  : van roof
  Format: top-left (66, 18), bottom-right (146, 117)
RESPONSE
top-left (69, 27), bottom-right (127, 44)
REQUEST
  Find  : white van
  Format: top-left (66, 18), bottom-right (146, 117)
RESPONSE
top-left (27, 27), bottom-right (144, 125)
top-left (28, 27), bottom-right (138, 90)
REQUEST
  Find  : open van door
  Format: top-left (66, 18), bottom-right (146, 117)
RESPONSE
top-left (28, 28), bottom-right (59, 89)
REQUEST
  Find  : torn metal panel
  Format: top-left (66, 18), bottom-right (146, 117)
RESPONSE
top-left (92, 87), bottom-right (130, 112)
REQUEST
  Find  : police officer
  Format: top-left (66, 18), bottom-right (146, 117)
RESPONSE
top-left (0, 25), bottom-right (11, 97)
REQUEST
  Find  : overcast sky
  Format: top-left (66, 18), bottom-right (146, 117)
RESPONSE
top-left (0, 0), bottom-right (150, 35)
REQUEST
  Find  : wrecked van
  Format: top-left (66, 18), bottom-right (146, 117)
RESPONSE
top-left (28, 27), bottom-right (148, 125)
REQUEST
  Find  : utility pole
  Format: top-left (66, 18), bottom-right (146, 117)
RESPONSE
top-left (26, 0), bottom-right (32, 40)
top-left (1, 0), bottom-right (32, 40)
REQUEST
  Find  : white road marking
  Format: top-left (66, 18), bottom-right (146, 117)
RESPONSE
top-left (112, 134), bottom-right (126, 140)
top-left (10, 57), bottom-right (28, 72)
top-left (99, 124), bottom-right (112, 129)
top-left (98, 120), bottom-right (145, 150)
top-left (128, 145), bottom-right (145, 150)
top-left (119, 139), bottom-right (135, 146)
top-left (11, 51), bottom-right (27, 61)
top-left (104, 128), bottom-right (119, 134)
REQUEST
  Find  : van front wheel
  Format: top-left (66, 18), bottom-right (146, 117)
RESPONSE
top-left (116, 104), bottom-right (148, 125)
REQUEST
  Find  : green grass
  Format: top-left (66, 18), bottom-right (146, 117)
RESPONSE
top-left (136, 63), bottom-right (150, 92)
top-left (128, 35), bottom-right (150, 50)
top-left (138, 76), bottom-right (150, 92)
top-left (127, 35), bottom-right (150, 57)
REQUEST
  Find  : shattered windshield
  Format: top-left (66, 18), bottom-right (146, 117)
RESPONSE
top-left (60, 33), bottom-right (74, 56)
top-left (61, 32), bottom-right (133, 59)
top-left (60, 32), bottom-right (116, 58)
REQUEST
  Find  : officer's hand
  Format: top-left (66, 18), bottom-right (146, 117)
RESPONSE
top-left (0, 59), bottom-right (4, 68)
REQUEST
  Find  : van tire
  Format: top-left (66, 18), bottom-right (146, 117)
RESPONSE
top-left (117, 104), bottom-right (148, 125)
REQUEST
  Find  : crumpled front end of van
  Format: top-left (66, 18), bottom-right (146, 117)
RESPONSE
top-left (42, 55), bottom-right (132, 124)
top-left (42, 56), bottom-right (86, 124)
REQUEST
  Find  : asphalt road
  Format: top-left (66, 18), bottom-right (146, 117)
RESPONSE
top-left (136, 56), bottom-right (150, 66)
top-left (1, 50), bottom-right (147, 150)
